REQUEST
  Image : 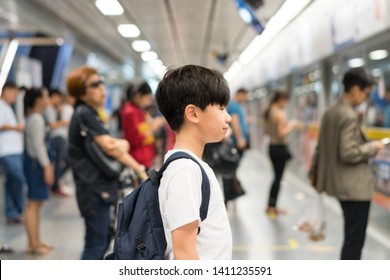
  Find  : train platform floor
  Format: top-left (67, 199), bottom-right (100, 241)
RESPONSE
top-left (1, 149), bottom-right (390, 260)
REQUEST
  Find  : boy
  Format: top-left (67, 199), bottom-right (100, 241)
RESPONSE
top-left (155, 65), bottom-right (233, 260)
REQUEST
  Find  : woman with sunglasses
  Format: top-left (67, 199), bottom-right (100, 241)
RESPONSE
top-left (67, 66), bottom-right (147, 260)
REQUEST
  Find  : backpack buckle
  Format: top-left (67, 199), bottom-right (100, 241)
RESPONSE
top-left (147, 169), bottom-right (159, 185)
top-left (135, 236), bottom-right (147, 253)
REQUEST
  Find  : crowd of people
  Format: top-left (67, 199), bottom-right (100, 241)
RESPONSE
top-left (0, 64), bottom-right (385, 260)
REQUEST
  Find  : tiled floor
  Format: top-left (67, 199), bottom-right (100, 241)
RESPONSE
top-left (1, 150), bottom-right (390, 260)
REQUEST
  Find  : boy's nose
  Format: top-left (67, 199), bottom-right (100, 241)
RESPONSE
top-left (226, 112), bottom-right (232, 123)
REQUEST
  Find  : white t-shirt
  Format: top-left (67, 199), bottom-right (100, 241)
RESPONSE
top-left (0, 99), bottom-right (23, 157)
top-left (158, 149), bottom-right (232, 260)
top-left (44, 104), bottom-right (73, 139)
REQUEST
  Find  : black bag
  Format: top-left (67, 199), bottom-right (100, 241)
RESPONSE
top-left (105, 152), bottom-right (210, 260)
top-left (76, 107), bottom-right (124, 178)
top-left (222, 174), bottom-right (246, 202)
top-left (203, 140), bottom-right (241, 174)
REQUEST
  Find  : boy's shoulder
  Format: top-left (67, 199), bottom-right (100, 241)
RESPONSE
top-left (163, 150), bottom-right (204, 171)
top-left (161, 150), bottom-right (213, 182)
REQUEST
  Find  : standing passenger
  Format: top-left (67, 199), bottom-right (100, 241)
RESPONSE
top-left (23, 87), bottom-right (54, 255)
top-left (45, 89), bottom-right (71, 196)
top-left (222, 88), bottom-right (249, 204)
top-left (155, 65), bottom-right (232, 259)
top-left (312, 67), bottom-right (384, 260)
top-left (67, 66), bottom-right (147, 260)
top-left (264, 91), bottom-right (297, 218)
top-left (121, 82), bottom-right (164, 170)
top-left (0, 81), bottom-right (26, 224)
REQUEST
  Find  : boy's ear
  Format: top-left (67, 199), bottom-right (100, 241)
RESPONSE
top-left (184, 104), bottom-right (199, 124)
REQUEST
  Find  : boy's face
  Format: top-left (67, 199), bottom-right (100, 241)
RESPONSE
top-left (198, 104), bottom-right (231, 143)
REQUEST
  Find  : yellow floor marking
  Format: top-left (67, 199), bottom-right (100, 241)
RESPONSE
top-left (288, 239), bottom-right (299, 249)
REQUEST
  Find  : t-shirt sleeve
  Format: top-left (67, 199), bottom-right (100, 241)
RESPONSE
top-left (44, 106), bottom-right (57, 123)
top-left (164, 160), bottom-right (203, 232)
top-left (227, 102), bottom-right (239, 116)
top-left (80, 108), bottom-right (107, 137)
top-left (29, 116), bottom-right (50, 167)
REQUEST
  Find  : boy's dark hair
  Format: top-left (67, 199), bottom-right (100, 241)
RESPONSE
top-left (342, 67), bottom-right (375, 92)
top-left (126, 81), bottom-right (152, 101)
top-left (155, 65), bottom-right (230, 131)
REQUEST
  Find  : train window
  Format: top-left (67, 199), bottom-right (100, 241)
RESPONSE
top-left (292, 69), bottom-right (322, 125)
top-left (330, 60), bottom-right (342, 100)
top-left (366, 43), bottom-right (390, 128)
top-left (290, 68), bottom-right (324, 175)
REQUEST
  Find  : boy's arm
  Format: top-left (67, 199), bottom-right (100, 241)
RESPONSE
top-left (172, 220), bottom-right (199, 260)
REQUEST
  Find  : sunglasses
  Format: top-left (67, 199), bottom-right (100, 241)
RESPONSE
top-left (86, 79), bottom-right (105, 89)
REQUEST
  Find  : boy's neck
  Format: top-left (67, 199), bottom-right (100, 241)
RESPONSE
top-left (174, 132), bottom-right (204, 159)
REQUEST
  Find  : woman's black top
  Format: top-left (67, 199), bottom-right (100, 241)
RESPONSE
top-left (68, 101), bottom-right (118, 216)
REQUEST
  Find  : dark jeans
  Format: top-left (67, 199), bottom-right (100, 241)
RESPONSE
top-left (0, 154), bottom-right (26, 219)
top-left (268, 145), bottom-right (290, 208)
top-left (339, 200), bottom-right (370, 260)
top-left (81, 198), bottom-right (111, 260)
top-left (51, 136), bottom-right (69, 191)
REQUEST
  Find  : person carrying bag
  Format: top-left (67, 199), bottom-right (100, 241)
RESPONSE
top-left (67, 65), bottom-right (148, 260)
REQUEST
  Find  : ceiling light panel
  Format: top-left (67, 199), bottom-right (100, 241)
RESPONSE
top-left (95, 0), bottom-right (124, 16)
top-left (369, 50), bottom-right (388, 60)
top-left (141, 51), bottom-right (158, 62)
top-left (348, 58), bottom-right (365, 68)
top-left (117, 24), bottom-right (140, 38)
top-left (132, 40), bottom-right (151, 52)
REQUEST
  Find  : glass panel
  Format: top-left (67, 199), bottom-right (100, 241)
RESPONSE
top-left (366, 43), bottom-right (390, 128)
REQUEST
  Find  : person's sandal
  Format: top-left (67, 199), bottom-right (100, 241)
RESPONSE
top-left (265, 207), bottom-right (277, 219)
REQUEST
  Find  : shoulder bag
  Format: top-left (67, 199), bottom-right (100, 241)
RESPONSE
top-left (77, 106), bottom-right (124, 178)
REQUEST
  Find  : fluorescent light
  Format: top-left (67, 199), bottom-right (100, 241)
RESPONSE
top-left (95, 0), bottom-right (124, 16)
top-left (226, 0), bottom-right (312, 82)
top-left (149, 59), bottom-right (163, 68)
top-left (224, 61), bottom-right (242, 82)
top-left (238, 8), bottom-right (252, 24)
top-left (141, 51), bottom-right (158, 62)
top-left (117, 24), bottom-right (140, 38)
top-left (0, 39), bottom-right (19, 91)
top-left (369, 50), bottom-right (388, 60)
top-left (132, 40), bottom-right (151, 52)
top-left (348, 58), bottom-right (365, 68)
top-left (154, 65), bottom-right (167, 79)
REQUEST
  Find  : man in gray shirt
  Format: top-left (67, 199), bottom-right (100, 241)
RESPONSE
top-left (0, 81), bottom-right (26, 224)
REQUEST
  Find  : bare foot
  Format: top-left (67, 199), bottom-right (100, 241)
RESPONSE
top-left (25, 245), bottom-right (51, 255)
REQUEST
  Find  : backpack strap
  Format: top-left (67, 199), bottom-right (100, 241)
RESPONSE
top-left (149, 151), bottom-right (210, 222)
